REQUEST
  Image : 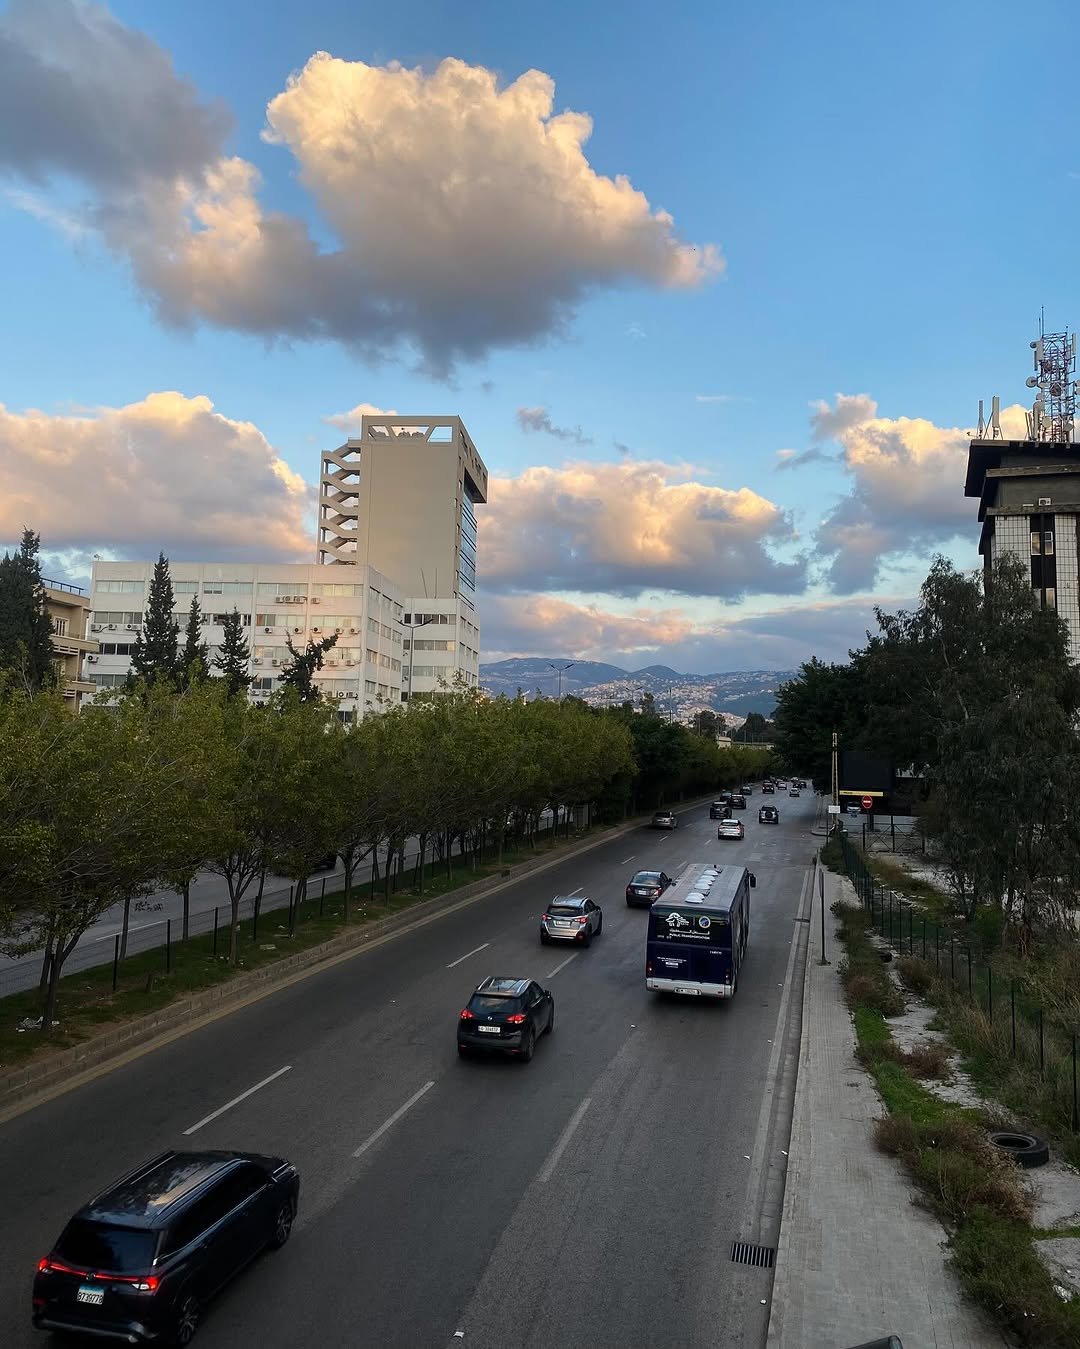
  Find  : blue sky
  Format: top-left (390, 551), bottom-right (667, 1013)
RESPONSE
top-left (2, 0), bottom-right (1078, 671)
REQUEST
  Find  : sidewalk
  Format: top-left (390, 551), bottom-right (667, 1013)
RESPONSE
top-left (766, 866), bottom-right (1005, 1349)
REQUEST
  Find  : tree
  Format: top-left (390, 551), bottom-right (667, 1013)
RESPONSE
top-left (214, 608), bottom-right (252, 698)
top-left (129, 552), bottom-right (179, 686)
top-left (772, 657), bottom-right (863, 791)
top-left (279, 632), bottom-right (338, 702)
top-left (178, 597), bottom-right (210, 691)
top-left (0, 527), bottom-right (56, 694)
top-left (692, 709), bottom-right (719, 739)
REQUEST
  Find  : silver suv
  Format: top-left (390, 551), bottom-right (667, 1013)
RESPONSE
top-left (651, 810), bottom-right (677, 829)
top-left (540, 896), bottom-right (603, 946)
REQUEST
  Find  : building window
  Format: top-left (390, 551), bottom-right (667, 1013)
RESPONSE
top-left (97, 579), bottom-right (144, 593)
top-left (367, 648), bottom-right (378, 664)
top-left (391, 658), bottom-right (400, 672)
top-left (365, 680), bottom-right (377, 694)
top-left (52, 617), bottom-right (68, 637)
top-left (381, 624), bottom-right (392, 639)
top-left (1031, 531), bottom-right (1055, 556)
top-left (173, 581), bottom-right (199, 593)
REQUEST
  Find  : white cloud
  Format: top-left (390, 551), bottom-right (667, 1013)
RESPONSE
top-left (0, 4), bottom-right (722, 373)
top-left (695, 393), bottom-right (748, 404)
top-left (811, 393), bottom-right (1023, 591)
top-left (479, 458), bottom-right (805, 599)
top-left (322, 403), bottom-right (396, 433)
top-left (0, 392), bottom-right (311, 561)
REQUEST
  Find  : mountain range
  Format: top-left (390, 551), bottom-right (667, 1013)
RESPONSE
top-left (479, 659), bottom-right (794, 720)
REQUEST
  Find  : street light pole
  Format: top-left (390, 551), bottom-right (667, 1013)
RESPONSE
top-left (549, 661), bottom-right (576, 701)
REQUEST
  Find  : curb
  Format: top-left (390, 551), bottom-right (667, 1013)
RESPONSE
top-left (0, 795), bottom-right (717, 1115)
top-left (766, 851), bottom-right (823, 1347)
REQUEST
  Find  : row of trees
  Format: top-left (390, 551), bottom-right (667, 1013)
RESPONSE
top-left (0, 675), bottom-right (774, 1027)
top-left (773, 555), bottom-right (1080, 943)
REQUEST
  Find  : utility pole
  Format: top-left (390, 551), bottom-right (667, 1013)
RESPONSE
top-left (549, 661), bottom-right (575, 701)
top-left (831, 729), bottom-right (839, 808)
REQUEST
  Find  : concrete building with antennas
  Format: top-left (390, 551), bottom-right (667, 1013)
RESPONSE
top-left (966, 326), bottom-right (1080, 661)
top-left (86, 414), bottom-right (486, 718)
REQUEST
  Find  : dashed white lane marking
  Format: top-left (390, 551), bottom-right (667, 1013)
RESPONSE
top-left (539, 1097), bottom-right (592, 1183)
top-left (353, 1081), bottom-right (436, 1158)
top-left (446, 942), bottom-right (490, 969)
top-left (183, 1065), bottom-right (292, 1136)
top-left (546, 951), bottom-right (580, 979)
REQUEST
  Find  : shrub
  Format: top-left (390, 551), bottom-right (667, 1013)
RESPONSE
top-left (902, 1040), bottom-right (952, 1080)
top-left (912, 1128), bottom-right (1033, 1227)
top-left (896, 955), bottom-right (934, 995)
top-left (845, 971), bottom-right (905, 1017)
top-left (874, 1112), bottom-right (918, 1159)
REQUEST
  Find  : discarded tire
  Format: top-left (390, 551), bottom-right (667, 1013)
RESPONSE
top-left (987, 1130), bottom-right (1050, 1168)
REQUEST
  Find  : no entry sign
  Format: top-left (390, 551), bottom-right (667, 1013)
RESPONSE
top-left (861, 795), bottom-right (873, 811)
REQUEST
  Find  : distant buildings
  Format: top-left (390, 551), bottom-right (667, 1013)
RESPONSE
top-left (44, 578), bottom-right (98, 709)
top-left (88, 414), bottom-right (486, 718)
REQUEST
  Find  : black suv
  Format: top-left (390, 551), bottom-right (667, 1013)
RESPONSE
top-left (33, 1150), bottom-right (299, 1345)
top-left (709, 798), bottom-right (729, 819)
top-left (458, 976), bottom-right (554, 1062)
top-left (730, 793), bottom-right (747, 810)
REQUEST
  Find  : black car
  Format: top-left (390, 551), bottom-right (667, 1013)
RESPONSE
top-left (759, 804), bottom-right (779, 824)
top-left (761, 781), bottom-right (775, 794)
top-left (625, 869), bottom-right (673, 907)
top-left (458, 976), bottom-right (554, 1062)
top-left (730, 793), bottom-right (746, 810)
top-left (709, 799), bottom-right (729, 819)
top-left (33, 1150), bottom-right (299, 1346)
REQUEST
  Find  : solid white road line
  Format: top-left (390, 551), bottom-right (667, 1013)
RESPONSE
top-left (546, 951), bottom-right (580, 979)
top-left (446, 942), bottom-right (490, 969)
top-left (353, 1081), bottom-right (436, 1158)
top-left (539, 1097), bottom-right (592, 1183)
top-left (183, 1065), bottom-right (292, 1136)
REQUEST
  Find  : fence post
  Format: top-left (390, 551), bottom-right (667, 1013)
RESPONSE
top-left (891, 817), bottom-right (896, 852)
top-left (966, 947), bottom-right (973, 1000)
top-left (252, 895), bottom-right (259, 942)
top-left (1039, 1009), bottom-right (1045, 1077)
top-left (166, 919), bottom-right (171, 975)
top-left (935, 926), bottom-right (940, 969)
top-left (1010, 982), bottom-right (1016, 1058)
top-left (909, 907), bottom-right (914, 957)
top-left (987, 965), bottom-right (992, 1023)
top-left (950, 940), bottom-right (955, 983)
top-left (922, 917), bottom-right (927, 961)
top-left (112, 934), bottom-right (120, 993)
top-left (1074, 1036), bottom-right (1079, 1133)
top-left (213, 907), bottom-right (219, 957)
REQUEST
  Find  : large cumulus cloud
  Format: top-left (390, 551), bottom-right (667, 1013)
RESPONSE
top-left (0, 391), bottom-right (311, 561)
top-left (809, 393), bottom-right (1026, 592)
top-left (0, 2), bottom-right (721, 373)
top-left (480, 459), bottom-right (805, 599)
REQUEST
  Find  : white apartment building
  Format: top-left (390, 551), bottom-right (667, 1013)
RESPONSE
top-left (87, 561), bottom-right (480, 719)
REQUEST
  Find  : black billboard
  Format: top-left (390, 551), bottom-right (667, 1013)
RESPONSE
top-left (839, 750), bottom-right (894, 798)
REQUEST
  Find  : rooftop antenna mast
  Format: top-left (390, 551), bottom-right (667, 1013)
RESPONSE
top-left (1025, 314), bottom-right (1079, 443)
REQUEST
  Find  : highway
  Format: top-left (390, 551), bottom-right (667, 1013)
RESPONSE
top-left (0, 793), bottom-right (815, 1348)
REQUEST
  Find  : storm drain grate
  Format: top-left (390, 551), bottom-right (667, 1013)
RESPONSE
top-left (730, 1240), bottom-right (775, 1269)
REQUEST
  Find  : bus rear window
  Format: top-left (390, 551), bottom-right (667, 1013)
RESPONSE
top-left (648, 910), bottom-right (730, 945)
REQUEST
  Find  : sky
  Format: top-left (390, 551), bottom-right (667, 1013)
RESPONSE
top-left (2, 0), bottom-right (1078, 672)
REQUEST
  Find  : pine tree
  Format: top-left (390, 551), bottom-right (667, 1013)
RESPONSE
top-left (129, 553), bottom-right (179, 686)
top-left (214, 608), bottom-right (252, 698)
top-left (178, 597), bottom-right (209, 690)
top-left (0, 527), bottom-right (56, 693)
top-left (279, 633), bottom-right (338, 703)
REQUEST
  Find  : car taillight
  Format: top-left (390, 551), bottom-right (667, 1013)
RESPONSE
top-left (577, 915), bottom-right (588, 924)
top-left (108, 1274), bottom-right (160, 1292)
top-left (38, 1258), bottom-right (85, 1277)
top-left (541, 914), bottom-right (550, 921)
top-left (506, 1013), bottom-right (527, 1024)
top-left (459, 1008), bottom-right (475, 1021)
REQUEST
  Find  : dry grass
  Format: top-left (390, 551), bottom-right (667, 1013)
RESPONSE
top-left (896, 954), bottom-right (935, 995)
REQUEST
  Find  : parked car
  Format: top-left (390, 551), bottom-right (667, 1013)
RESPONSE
top-left (717, 818), bottom-right (744, 840)
top-left (729, 793), bottom-right (746, 810)
top-left (759, 805), bottom-right (779, 824)
top-left (540, 895), bottom-right (602, 944)
top-left (458, 976), bottom-right (554, 1061)
top-left (625, 870), bottom-right (673, 907)
top-left (32, 1150), bottom-right (300, 1346)
top-left (651, 810), bottom-right (677, 830)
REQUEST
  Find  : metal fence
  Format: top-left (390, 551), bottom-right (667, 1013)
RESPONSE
top-left (836, 829), bottom-right (1080, 1136)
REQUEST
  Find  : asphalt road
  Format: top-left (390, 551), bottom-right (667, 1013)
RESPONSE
top-left (0, 792), bottom-right (815, 1348)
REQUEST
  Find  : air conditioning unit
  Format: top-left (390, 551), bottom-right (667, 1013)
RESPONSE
top-left (293, 626), bottom-right (303, 634)
top-left (85, 654), bottom-right (99, 663)
top-left (1038, 497), bottom-right (1053, 507)
top-left (252, 657), bottom-right (262, 665)
top-left (335, 626), bottom-right (344, 633)
top-left (312, 626), bottom-right (322, 633)
top-left (349, 627), bottom-right (360, 634)
top-left (263, 626), bottom-right (273, 633)
top-left (201, 615), bottom-right (211, 624)
top-left (125, 624), bottom-right (138, 631)
top-left (272, 659), bottom-right (281, 667)
top-left (311, 597), bottom-right (321, 604)
top-left (90, 623), bottom-right (102, 632)
top-left (346, 659), bottom-right (357, 666)
top-left (326, 659), bottom-right (338, 667)
top-left (106, 624), bottom-right (116, 630)
top-left (346, 691), bottom-right (358, 699)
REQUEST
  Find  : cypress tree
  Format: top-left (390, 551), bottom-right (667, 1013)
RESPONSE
top-left (178, 596), bottom-right (210, 690)
top-left (214, 608), bottom-right (252, 697)
top-left (0, 527), bottom-right (56, 693)
top-left (280, 633), bottom-right (338, 703)
top-left (129, 552), bottom-right (179, 686)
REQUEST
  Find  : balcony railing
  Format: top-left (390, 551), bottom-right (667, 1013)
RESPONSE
top-left (43, 577), bottom-right (86, 596)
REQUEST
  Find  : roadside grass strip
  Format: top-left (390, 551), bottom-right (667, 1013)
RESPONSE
top-left (834, 900), bottom-right (1080, 1347)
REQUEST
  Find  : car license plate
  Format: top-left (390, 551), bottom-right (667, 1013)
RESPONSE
top-left (555, 920), bottom-right (571, 926)
top-left (77, 1285), bottom-right (105, 1306)
top-left (675, 987), bottom-right (701, 996)
top-left (477, 1025), bottom-right (500, 1034)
